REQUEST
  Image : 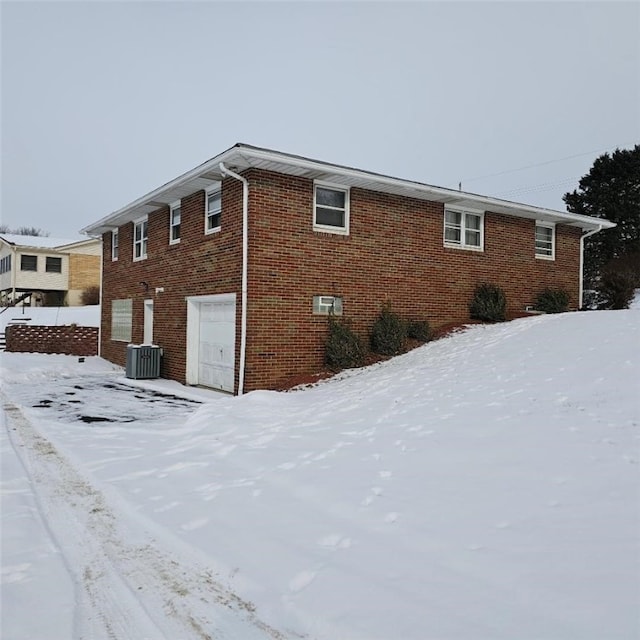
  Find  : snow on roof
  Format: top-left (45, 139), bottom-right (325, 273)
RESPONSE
top-left (0, 234), bottom-right (91, 250)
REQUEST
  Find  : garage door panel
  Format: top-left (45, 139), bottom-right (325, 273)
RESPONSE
top-left (197, 299), bottom-right (236, 393)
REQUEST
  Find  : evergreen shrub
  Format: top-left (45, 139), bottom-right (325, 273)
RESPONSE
top-left (535, 288), bottom-right (570, 314)
top-left (598, 269), bottom-right (636, 310)
top-left (371, 302), bottom-right (407, 355)
top-left (469, 283), bottom-right (507, 322)
top-left (324, 317), bottom-right (365, 371)
top-left (407, 320), bottom-right (431, 342)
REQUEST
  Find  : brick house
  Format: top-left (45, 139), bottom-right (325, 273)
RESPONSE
top-left (82, 143), bottom-right (614, 394)
top-left (0, 234), bottom-right (101, 307)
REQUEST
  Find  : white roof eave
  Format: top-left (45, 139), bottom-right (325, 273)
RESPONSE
top-left (81, 144), bottom-right (616, 235)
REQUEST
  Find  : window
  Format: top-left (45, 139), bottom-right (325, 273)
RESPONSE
top-left (111, 299), bottom-right (133, 341)
top-left (313, 295), bottom-right (343, 316)
top-left (46, 257), bottom-right (62, 273)
top-left (314, 183), bottom-right (350, 234)
top-left (21, 254), bottom-right (37, 271)
top-left (0, 255), bottom-right (11, 274)
top-left (444, 208), bottom-right (484, 250)
top-left (112, 230), bottom-right (119, 261)
top-left (133, 217), bottom-right (148, 260)
top-left (170, 202), bottom-right (181, 244)
top-left (205, 186), bottom-right (221, 233)
top-left (535, 222), bottom-right (555, 259)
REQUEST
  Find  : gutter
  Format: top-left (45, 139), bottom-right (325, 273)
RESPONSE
top-left (579, 225), bottom-right (603, 309)
top-left (219, 162), bottom-right (248, 395)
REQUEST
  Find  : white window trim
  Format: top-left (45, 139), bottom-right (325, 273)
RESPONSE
top-left (313, 295), bottom-right (343, 316)
top-left (535, 221), bottom-right (556, 260)
top-left (133, 216), bottom-right (148, 261)
top-left (169, 201), bottom-right (181, 245)
top-left (111, 229), bottom-right (119, 261)
top-left (205, 184), bottom-right (222, 235)
top-left (313, 181), bottom-right (350, 236)
top-left (111, 299), bottom-right (132, 342)
top-left (443, 206), bottom-right (484, 252)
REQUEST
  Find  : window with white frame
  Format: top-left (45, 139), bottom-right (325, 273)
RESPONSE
top-left (111, 230), bottom-right (119, 261)
top-left (133, 217), bottom-right (148, 260)
top-left (314, 183), bottom-right (350, 234)
top-left (205, 186), bottom-right (221, 233)
top-left (170, 202), bottom-right (181, 244)
top-left (535, 222), bottom-right (555, 259)
top-left (444, 207), bottom-right (484, 250)
top-left (313, 295), bottom-right (343, 316)
top-left (111, 299), bottom-right (132, 341)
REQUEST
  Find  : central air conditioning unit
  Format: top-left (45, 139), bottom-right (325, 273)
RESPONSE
top-left (125, 344), bottom-right (162, 379)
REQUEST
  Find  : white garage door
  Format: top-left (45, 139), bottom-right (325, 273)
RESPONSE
top-left (186, 294), bottom-right (236, 393)
top-left (198, 300), bottom-right (236, 392)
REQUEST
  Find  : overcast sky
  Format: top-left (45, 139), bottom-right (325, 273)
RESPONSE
top-left (2, 1), bottom-right (639, 239)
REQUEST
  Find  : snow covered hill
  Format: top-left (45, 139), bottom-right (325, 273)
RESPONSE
top-left (2, 307), bottom-right (639, 639)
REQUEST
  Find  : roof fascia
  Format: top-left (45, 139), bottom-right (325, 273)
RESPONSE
top-left (235, 145), bottom-right (616, 231)
top-left (82, 143), bottom-right (616, 235)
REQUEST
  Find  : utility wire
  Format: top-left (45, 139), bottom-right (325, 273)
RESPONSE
top-left (461, 142), bottom-right (637, 186)
top-left (495, 177), bottom-right (580, 198)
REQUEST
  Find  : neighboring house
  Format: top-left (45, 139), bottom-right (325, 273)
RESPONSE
top-left (82, 143), bottom-right (615, 394)
top-left (0, 234), bottom-right (101, 307)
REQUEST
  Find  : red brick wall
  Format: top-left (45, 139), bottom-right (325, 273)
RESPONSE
top-left (100, 167), bottom-right (581, 393)
top-left (100, 179), bottom-right (243, 388)
top-left (6, 325), bottom-right (98, 356)
top-left (243, 170), bottom-right (581, 390)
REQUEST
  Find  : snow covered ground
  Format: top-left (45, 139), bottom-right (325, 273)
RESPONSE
top-left (1, 306), bottom-right (639, 639)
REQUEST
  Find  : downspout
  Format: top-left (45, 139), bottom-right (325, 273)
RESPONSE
top-left (579, 225), bottom-right (602, 309)
top-left (219, 162), bottom-right (248, 395)
top-left (97, 237), bottom-right (104, 357)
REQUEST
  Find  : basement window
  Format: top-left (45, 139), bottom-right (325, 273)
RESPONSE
top-left (314, 183), bottom-right (350, 235)
top-left (46, 257), bottom-right (62, 273)
top-left (444, 207), bottom-right (484, 250)
top-left (21, 255), bottom-right (37, 271)
top-left (111, 299), bottom-right (133, 342)
top-left (535, 222), bottom-right (555, 260)
top-left (313, 295), bottom-right (343, 316)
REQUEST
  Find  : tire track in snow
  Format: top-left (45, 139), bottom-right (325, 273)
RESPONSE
top-left (3, 398), bottom-right (293, 640)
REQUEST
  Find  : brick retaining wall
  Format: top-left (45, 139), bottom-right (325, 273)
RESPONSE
top-left (6, 325), bottom-right (98, 356)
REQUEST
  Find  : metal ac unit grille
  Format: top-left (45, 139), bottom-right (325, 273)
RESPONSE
top-left (126, 345), bottom-right (161, 379)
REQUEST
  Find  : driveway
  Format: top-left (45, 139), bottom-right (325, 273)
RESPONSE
top-left (13, 375), bottom-right (202, 425)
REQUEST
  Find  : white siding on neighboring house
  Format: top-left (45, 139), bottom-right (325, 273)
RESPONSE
top-left (15, 249), bottom-right (69, 291)
top-left (61, 240), bottom-right (102, 257)
top-left (1, 235), bottom-right (101, 306)
top-left (0, 243), bottom-right (15, 293)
